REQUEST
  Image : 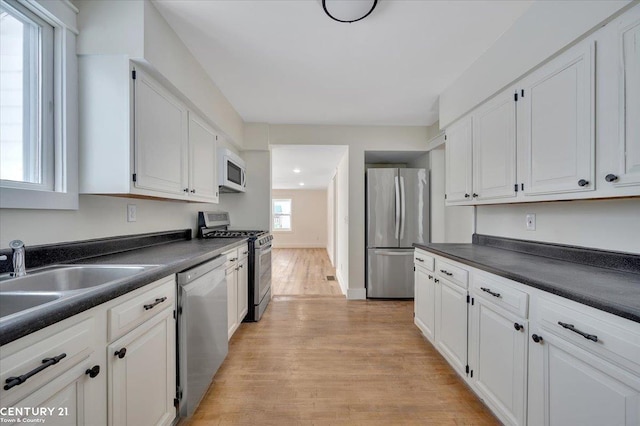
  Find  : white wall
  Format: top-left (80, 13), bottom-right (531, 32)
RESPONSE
top-left (217, 151), bottom-right (271, 231)
top-left (429, 147), bottom-right (474, 243)
top-left (76, 0), bottom-right (244, 146)
top-left (477, 199), bottom-right (640, 254)
top-left (439, 1), bottom-right (631, 127)
top-left (269, 124), bottom-right (429, 299)
top-left (0, 195), bottom-right (215, 247)
top-left (335, 151), bottom-right (349, 296)
top-left (271, 189), bottom-right (327, 248)
top-left (327, 176), bottom-right (336, 265)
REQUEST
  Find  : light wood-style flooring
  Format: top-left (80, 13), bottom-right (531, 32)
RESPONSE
top-left (182, 250), bottom-right (498, 425)
top-left (272, 248), bottom-right (342, 296)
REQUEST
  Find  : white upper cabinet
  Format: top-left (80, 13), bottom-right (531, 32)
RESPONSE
top-left (188, 112), bottom-right (219, 203)
top-left (445, 116), bottom-right (473, 203)
top-left (472, 89), bottom-right (517, 201)
top-left (134, 71), bottom-right (189, 197)
top-left (78, 57), bottom-right (220, 203)
top-left (613, 12), bottom-right (640, 188)
top-left (518, 39), bottom-right (595, 196)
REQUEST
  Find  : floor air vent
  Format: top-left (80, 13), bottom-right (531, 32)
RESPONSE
top-left (326, 276), bottom-right (336, 281)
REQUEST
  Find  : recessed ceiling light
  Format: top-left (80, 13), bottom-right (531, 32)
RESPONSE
top-left (293, 168), bottom-right (301, 173)
top-left (299, 182), bottom-right (305, 186)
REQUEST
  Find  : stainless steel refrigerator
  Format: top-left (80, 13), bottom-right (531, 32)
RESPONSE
top-left (366, 168), bottom-right (429, 298)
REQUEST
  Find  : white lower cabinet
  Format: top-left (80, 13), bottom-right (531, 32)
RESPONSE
top-left (0, 275), bottom-right (177, 426)
top-left (0, 317), bottom-right (103, 425)
top-left (528, 330), bottom-right (640, 426)
top-left (435, 277), bottom-right (468, 376)
top-left (470, 296), bottom-right (527, 426)
top-left (108, 308), bottom-right (175, 426)
top-left (414, 266), bottom-right (436, 343)
top-left (225, 244), bottom-right (249, 340)
top-left (414, 249), bottom-right (640, 426)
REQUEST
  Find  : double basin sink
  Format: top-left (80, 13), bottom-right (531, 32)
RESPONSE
top-left (0, 265), bottom-right (157, 320)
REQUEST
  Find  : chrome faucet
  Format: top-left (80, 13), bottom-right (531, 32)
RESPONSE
top-left (9, 240), bottom-right (26, 277)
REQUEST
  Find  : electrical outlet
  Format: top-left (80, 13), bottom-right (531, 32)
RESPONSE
top-left (127, 204), bottom-right (137, 222)
top-left (525, 213), bottom-right (536, 231)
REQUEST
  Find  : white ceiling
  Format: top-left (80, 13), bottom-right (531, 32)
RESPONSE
top-left (271, 145), bottom-right (347, 189)
top-left (152, 0), bottom-right (533, 126)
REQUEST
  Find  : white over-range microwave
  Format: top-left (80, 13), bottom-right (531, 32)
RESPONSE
top-left (218, 148), bottom-right (246, 193)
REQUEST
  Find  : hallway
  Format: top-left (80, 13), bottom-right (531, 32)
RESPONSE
top-left (272, 248), bottom-right (342, 296)
top-left (182, 249), bottom-right (497, 425)
top-left (183, 296), bottom-right (497, 425)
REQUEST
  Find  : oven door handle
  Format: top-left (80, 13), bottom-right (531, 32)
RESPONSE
top-left (259, 244), bottom-right (272, 255)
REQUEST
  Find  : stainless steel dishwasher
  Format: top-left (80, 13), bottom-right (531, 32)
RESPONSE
top-left (176, 255), bottom-right (228, 418)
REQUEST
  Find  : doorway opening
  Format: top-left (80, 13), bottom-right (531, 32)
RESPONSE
top-left (270, 145), bottom-right (348, 297)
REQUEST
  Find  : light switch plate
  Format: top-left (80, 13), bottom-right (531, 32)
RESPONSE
top-left (127, 204), bottom-right (137, 222)
top-left (525, 213), bottom-right (536, 231)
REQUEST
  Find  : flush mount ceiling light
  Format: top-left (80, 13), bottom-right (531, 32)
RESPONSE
top-left (322, 0), bottom-right (378, 23)
top-left (299, 182), bottom-right (305, 186)
top-left (293, 168), bottom-right (301, 173)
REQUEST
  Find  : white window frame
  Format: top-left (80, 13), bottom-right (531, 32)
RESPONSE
top-left (272, 198), bottom-right (292, 232)
top-left (0, 0), bottom-right (78, 210)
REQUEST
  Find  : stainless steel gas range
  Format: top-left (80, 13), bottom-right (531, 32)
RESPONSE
top-left (198, 211), bottom-right (273, 321)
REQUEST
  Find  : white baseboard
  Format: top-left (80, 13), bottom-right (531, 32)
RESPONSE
top-left (347, 288), bottom-right (366, 300)
top-left (272, 243), bottom-right (326, 249)
top-left (336, 269), bottom-right (347, 295)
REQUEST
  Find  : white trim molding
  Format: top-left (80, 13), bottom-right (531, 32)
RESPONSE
top-left (347, 287), bottom-right (366, 300)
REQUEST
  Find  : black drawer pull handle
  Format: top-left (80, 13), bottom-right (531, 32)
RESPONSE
top-left (532, 334), bottom-right (543, 343)
top-left (85, 365), bottom-right (100, 378)
top-left (605, 174), bottom-right (618, 183)
top-left (4, 353), bottom-right (67, 390)
top-left (434, 278), bottom-right (439, 283)
top-left (514, 323), bottom-right (524, 332)
top-left (439, 269), bottom-right (453, 276)
top-left (243, 251), bottom-right (249, 255)
top-left (578, 179), bottom-right (589, 187)
top-left (428, 275), bottom-right (433, 280)
top-left (144, 297), bottom-right (167, 311)
top-left (114, 348), bottom-right (127, 359)
top-left (481, 287), bottom-right (501, 298)
top-left (557, 321), bottom-right (598, 342)
top-left (230, 258), bottom-right (237, 262)
top-left (416, 258), bottom-right (424, 262)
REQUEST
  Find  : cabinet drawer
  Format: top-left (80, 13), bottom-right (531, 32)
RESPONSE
top-left (436, 259), bottom-right (469, 289)
top-left (223, 247), bottom-right (239, 269)
top-left (414, 250), bottom-right (434, 271)
top-left (538, 297), bottom-right (640, 375)
top-left (0, 317), bottom-right (94, 405)
top-left (108, 277), bottom-right (175, 342)
top-left (472, 272), bottom-right (529, 318)
top-left (238, 243), bottom-right (249, 261)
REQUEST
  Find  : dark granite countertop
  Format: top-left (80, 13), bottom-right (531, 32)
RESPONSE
top-left (414, 239), bottom-right (640, 323)
top-left (0, 237), bottom-right (247, 346)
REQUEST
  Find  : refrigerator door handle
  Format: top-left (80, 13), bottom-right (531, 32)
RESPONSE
top-left (374, 250), bottom-right (413, 256)
top-left (394, 176), bottom-right (400, 239)
top-left (399, 176), bottom-right (406, 240)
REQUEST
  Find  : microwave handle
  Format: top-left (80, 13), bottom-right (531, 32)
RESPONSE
top-left (241, 169), bottom-right (246, 187)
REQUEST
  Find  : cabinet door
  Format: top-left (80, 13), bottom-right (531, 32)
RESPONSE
top-left (237, 257), bottom-right (249, 322)
top-left (4, 359), bottom-right (102, 425)
top-left (414, 266), bottom-right (436, 343)
top-left (134, 70), bottom-right (188, 196)
top-left (226, 266), bottom-right (238, 340)
top-left (445, 116), bottom-right (473, 203)
top-left (614, 15), bottom-right (640, 188)
top-left (528, 331), bottom-right (640, 426)
top-left (188, 112), bottom-right (218, 202)
top-left (435, 278), bottom-right (468, 376)
top-left (470, 297), bottom-right (527, 426)
top-left (108, 308), bottom-right (176, 426)
top-left (473, 89), bottom-right (517, 201)
top-left (518, 40), bottom-right (595, 196)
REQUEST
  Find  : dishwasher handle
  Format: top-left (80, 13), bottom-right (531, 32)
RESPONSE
top-left (177, 255), bottom-right (226, 285)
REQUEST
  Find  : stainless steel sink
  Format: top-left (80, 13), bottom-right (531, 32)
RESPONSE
top-left (0, 265), bottom-right (152, 293)
top-left (0, 264), bottom-right (158, 319)
top-left (0, 292), bottom-right (62, 318)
